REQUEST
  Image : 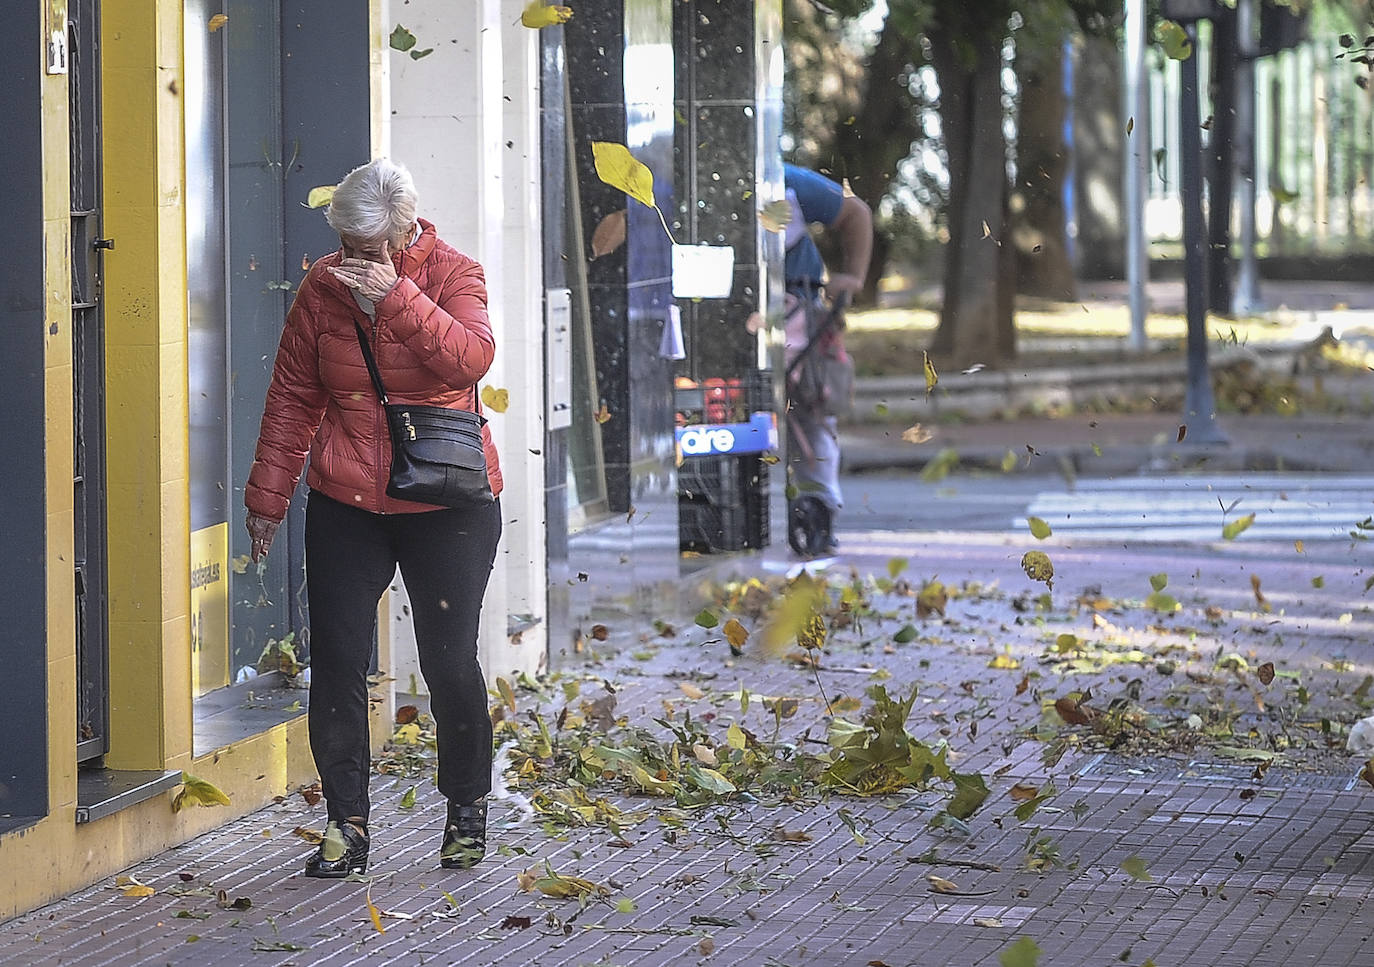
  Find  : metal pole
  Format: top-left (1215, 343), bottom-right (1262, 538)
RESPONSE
top-left (1179, 20), bottom-right (1228, 446)
top-left (1124, 0), bottom-right (1150, 350)
top-left (1232, 0), bottom-right (1262, 315)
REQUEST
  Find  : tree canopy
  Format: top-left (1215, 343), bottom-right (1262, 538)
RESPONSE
top-left (785, 0), bottom-right (1120, 366)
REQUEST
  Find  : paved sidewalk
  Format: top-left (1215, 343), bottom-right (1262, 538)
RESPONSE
top-left (3, 527), bottom-right (1374, 966)
top-left (5, 280), bottom-right (1373, 966)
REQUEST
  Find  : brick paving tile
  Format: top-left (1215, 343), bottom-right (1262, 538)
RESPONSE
top-left (5, 542), bottom-right (1374, 966)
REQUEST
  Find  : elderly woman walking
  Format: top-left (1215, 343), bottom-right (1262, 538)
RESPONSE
top-left (244, 159), bottom-right (502, 875)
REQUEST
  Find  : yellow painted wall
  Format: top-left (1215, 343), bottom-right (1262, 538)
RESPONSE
top-left (0, 0), bottom-right (338, 921)
top-left (42, 0), bottom-right (77, 836)
top-left (100, 0), bottom-right (189, 772)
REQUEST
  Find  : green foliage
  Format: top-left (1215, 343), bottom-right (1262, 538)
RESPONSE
top-left (256, 632), bottom-right (303, 677)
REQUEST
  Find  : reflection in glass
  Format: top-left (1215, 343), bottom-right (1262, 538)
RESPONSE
top-left (185, 0), bottom-right (232, 697)
top-left (562, 73), bottom-right (610, 528)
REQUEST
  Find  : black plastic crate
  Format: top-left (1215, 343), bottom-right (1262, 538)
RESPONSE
top-left (678, 453), bottom-right (769, 552)
top-left (678, 454), bottom-right (743, 504)
top-left (680, 495), bottom-right (769, 552)
top-left (677, 453), bottom-right (770, 506)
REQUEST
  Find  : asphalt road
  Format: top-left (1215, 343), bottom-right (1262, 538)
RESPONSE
top-left (839, 470), bottom-right (1374, 543)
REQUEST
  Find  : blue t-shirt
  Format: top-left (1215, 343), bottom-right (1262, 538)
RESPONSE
top-left (783, 164), bottom-right (845, 288)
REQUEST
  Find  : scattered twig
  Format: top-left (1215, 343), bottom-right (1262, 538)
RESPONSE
top-left (906, 850), bottom-right (1002, 872)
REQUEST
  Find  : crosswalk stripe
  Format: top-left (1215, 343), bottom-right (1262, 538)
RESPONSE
top-left (1021, 474), bottom-right (1374, 543)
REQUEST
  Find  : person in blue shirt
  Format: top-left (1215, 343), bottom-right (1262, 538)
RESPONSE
top-left (782, 164), bottom-right (872, 557)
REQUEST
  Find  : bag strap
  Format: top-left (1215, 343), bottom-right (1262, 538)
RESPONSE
top-left (352, 321), bottom-right (390, 406)
top-left (785, 291), bottom-right (850, 379)
top-left (352, 320), bottom-right (487, 419)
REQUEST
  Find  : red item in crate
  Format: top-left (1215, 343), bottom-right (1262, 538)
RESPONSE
top-left (676, 372), bottom-right (773, 427)
top-left (703, 377), bottom-right (751, 423)
top-left (703, 378), bottom-right (727, 422)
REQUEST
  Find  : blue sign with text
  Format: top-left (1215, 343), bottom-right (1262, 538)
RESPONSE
top-left (675, 412), bottom-right (777, 456)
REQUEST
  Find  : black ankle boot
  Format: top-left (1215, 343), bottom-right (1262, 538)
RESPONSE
top-left (440, 799), bottom-right (487, 869)
top-left (821, 505), bottom-right (840, 555)
top-left (304, 820), bottom-right (369, 878)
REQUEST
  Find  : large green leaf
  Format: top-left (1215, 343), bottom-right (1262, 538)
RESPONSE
top-left (946, 772), bottom-right (990, 820)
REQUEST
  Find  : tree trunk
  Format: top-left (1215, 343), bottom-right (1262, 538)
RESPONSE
top-left (1206, 7), bottom-right (1236, 316)
top-left (1014, 32), bottom-right (1076, 301)
top-left (831, 11), bottom-right (924, 306)
top-left (1073, 29), bottom-right (1126, 280)
top-left (929, 24), bottom-right (1015, 367)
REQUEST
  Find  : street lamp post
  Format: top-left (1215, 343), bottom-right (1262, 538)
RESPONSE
top-left (1164, 1), bottom-right (1229, 445)
top-left (1232, 0), bottom-right (1263, 315)
top-left (1124, 0), bottom-right (1150, 352)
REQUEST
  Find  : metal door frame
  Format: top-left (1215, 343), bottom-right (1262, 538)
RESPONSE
top-left (70, 0), bottom-right (110, 764)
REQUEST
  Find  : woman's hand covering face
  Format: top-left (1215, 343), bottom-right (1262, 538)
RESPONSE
top-left (330, 236), bottom-right (399, 301)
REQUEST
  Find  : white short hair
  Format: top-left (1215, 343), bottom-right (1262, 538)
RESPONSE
top-left (325, 158), bottom-right (418, 241)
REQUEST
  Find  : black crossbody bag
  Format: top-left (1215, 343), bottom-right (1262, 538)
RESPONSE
top-left (352, 321), bottom-right (494, 508)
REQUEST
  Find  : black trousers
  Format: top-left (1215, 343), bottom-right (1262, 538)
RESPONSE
top-left (304, 490), bottom-right (501, 825)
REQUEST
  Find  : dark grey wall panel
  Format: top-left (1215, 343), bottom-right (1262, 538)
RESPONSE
top-left (280, 2), bottom-right (372, 270)
top-left (275, 0), bottom-right (372, 657)
top-left (0, 1), bottom-right (50, 823)
top-left (224, 0), bottom-right (290, 677)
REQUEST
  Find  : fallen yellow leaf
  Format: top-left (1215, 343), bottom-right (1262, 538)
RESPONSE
top-left (797, 611), bottom-right (827, 652)
top-left (723, 618), bottom-right (749, 653)
top-left (366, 885), bottom-right (386, 934)
top-left (592, 142), bottom-right (656, 209)
top-left (534, 869), bottom-right (609, 899)
top-left (304, 185), bottom-right (336, 209)
top-left (901, 424), bottom-right (934, 445)
top-left (1223, 512), bottom-right (1256, 541)
top-left (759, 576), bottom-right (827, 656)
top-left (321, 822), bottom-right (347, 862)
top-left (172, 773), bottom-right (231, 812)
top-left (916, 580), bottom-right (947, 618)
top-left (1027, 516), bottom-right (1053, 540)
top-left (520, 2), bottom-right (573, 28)
top-left (116, 875), bottom-right (155, 898)
top-left (496, 675), bottom-right (517, 712)
top-left (480, 385), bottom-right (510, 413)
top-left (679, 682), bottom-right (705, 700)
top-left (928, 874), bottom-right (960, 894)
top-left (1020, 550), bottom-right (1054, 589)
top-left (726, 723), bottom-right (746, 750)
top-left (758, 199), bottom-right (792, 232)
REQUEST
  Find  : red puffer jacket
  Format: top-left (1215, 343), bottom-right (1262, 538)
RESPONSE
top-left (245, 219), bottom-right (503, 522)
